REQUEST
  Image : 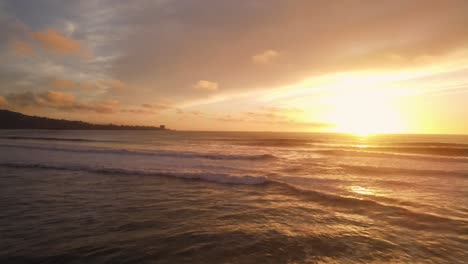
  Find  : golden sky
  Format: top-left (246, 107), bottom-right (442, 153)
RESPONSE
top-left (1, 0), bottom-right (467, 134)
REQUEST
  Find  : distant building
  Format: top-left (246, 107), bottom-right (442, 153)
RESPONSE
top-left (160, 125), bottom-right (165, 129)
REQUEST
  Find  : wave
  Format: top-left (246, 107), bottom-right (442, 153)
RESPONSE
top-left (2, 161), bottom-right (465, 230)
top-left (0, 136), bottom-right (109, 143)
top-left (314, 149), bottom-right (468, 163)
top-left (391, 141), bottom-right (468, 148)
top-left (338, 164), bottom-right (468, 178)
top-left (0, 143), bottom-right (278, 161)
top-left (236, 138), bottom-right (321, 148)
top-left (0, 162), bottom-right (269, 185)
top-left (345, 146), bottom-right (468, 157)
top-left (2, 160), bottom-right (457, 218)
top-left (270, 181), bottom-right (467, 230)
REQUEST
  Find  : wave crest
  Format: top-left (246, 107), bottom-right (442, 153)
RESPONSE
top-left (315, 149), bottom-right (468, 163)
top-left (0, 162), bottom-right (269, 185)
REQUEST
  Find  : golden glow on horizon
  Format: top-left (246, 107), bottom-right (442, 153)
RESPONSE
top-left (263, 70), bottom-right (425, 135)
top-left (325, 88), bottom-right (404, 136)
top-left (300, 75), bottom-right (407, 136)
top-left (259, 53), bottom-right (468, 134)
top-left (2, 1), bottom-right (468, 134)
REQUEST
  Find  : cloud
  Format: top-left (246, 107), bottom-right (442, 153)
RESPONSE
top-left (32, 29), bottom-right (82, 54)
top-left (120, 103), bottom-right (172, 115)
top-left (5, 91), bottom-right (120, 113)
top-left (105, 0), bottom-right (468, 105)
top-left (252, 49), bottom-right (279, 64)
top-left (100, 79), bottom-right (128, 90)
top-left (0, 0), bottom-right (467, 132)
top-left (120, 108), bottom-right (155, 114)
top-left (12, 41), bottom-right (35, 56)
top-left (273, 120), bottom-right (333, 129)
top-left (216, 113), bottom-right (331, 129)
top-left (37, 90), bottom-right (76, 108)
top-left (216, 115), bottom-right (239, 122)
top-left (80, 82), bottom-right (95, 90)
top-left (51, 78), bottom-right (74, 89)
top-left (214, 106), bottom-right (332, 129)
top-left (84, 100), bottom-right (120, 114)
top-left (141, 103), bottom-right (171, 111)
top-left (190, 110), bottom-right (203, 116)
top-left (5, 91), bottom-right (37, 107)
top-left (48, 79), bottom-right (127, 92)
top-left (50, 79), bottom-right (127, 91)
top-left (242, 106), bottom-right (304, 120)
top-left (65, 21), bottom-right (76, 35)
top-left (193, 80), bottom-right (218, 91)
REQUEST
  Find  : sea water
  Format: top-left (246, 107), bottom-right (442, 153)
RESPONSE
top-left (0, 130), bottom-right (467, 263)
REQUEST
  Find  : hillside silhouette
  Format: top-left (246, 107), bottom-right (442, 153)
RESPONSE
top-left (0, 110), bottom-right (168, 130)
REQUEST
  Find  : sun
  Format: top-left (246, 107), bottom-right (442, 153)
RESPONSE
top-left (323, 86), bottom-right (405, 135)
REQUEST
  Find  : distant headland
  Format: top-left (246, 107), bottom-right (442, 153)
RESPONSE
top-left (0, 109), bottom-right (170, 130)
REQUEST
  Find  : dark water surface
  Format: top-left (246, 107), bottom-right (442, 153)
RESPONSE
top-left (0, 130), bottom-right (467, 263)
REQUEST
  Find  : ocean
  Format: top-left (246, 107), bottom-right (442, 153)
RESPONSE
top-left (0, 130), bottom-right (467, 263)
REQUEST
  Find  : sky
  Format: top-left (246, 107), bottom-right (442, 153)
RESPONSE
top-left (0, 0), bottom-right (467, 134)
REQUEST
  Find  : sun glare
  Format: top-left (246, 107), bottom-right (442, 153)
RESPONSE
top-left (323, 83), bottom-right (405, 135)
